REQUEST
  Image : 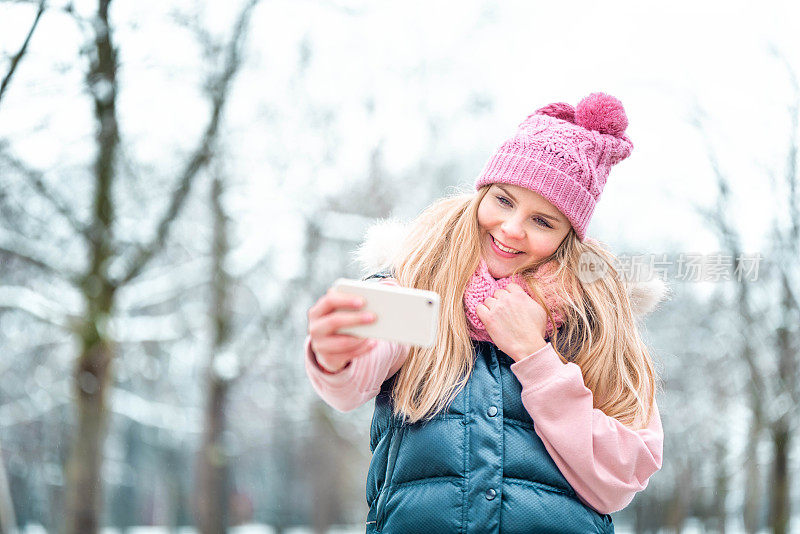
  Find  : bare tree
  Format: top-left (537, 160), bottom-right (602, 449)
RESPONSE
top-left (195, 171), bottom-right (235, 534)
top-left (64, 1), bottom-right (263, 530)
top-left (689, 50), bottom-right (800, 534)
top-left (0, 0), bottom-right (45, 106)
top-left (0, 0), bottom-right (260, 531)
top-left (195, 168), bottom-right (258, 531)
top-left (194, 162), bottom-right (300, 531)
top-left (0, 3), bottom-right (45, 530)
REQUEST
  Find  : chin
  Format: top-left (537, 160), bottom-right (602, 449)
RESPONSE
top-left (486, 261), bottom-right (514, 280)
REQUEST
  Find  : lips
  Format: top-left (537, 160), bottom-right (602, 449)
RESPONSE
top-left (489, 234), bottom-right (523, 258)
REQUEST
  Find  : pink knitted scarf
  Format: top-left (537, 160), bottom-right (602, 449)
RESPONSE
top-left (463, 258), bottom-right (565, 343)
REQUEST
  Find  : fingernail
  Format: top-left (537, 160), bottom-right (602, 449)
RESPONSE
top-left (363, 312), bottom-right (374, 321)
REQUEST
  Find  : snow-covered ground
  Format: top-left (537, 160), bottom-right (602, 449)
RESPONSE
top-left (20, 526), bottom-right (365, 534)
top-left (16, 517), bottom-right (800, 534)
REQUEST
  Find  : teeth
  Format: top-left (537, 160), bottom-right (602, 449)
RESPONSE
top-left (493, 236), bottom-right (521, 254)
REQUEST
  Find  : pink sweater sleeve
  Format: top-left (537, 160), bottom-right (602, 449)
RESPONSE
top-left (304, 278), bottom-right (410, 413)
top-left (304, 335), bottom-right (409, 412)
top-left (509, 342), bottom-right (664, 515)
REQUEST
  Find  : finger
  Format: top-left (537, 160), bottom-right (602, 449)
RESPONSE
top-left (493, 288), bottom-right (510, 297)
top-left (314, 335), bottom-right (367, 354)
top-left (506, 283), bottom-right (523, 293)
top-left (350, 338), bottom-right (380, 358)
top-left (317, 339), bottom-right (378, 367)
top-left (314, 334), bottom-right (375, 355)
top-left (318, 337), bottom-right (378, 362)
top-left (314, 350), bottom-right (352, 372)
top-left (313, 336), bottom-right (377, 366)
top-left (483, 297), bottom-right (497, 307)
top-left (310, 310), bottom-right (376, 338)
top-left (476, 303), bottom-right (489, 317)
top-left (308, 292), bottom-right (367, 320)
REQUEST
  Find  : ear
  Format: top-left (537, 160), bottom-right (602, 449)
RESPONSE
top-left (351, 218), bottom-right (410, 277)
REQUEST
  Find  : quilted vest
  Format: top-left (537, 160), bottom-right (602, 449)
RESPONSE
top-left (364, 340), bottom-right (615, 533)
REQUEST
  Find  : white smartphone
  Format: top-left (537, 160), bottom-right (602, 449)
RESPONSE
top-left (332, 278), bottom-right (440, 347)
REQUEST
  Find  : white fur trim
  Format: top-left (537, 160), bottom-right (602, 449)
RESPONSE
top-left (351, 218), bottom-right (410, 277)
top-left (627, 275), bottom-right (670, 318)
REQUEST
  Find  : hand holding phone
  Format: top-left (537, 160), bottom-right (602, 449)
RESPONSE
top-left (331, 278), bottom-right (440, 347)
top-left (307, 289), bottom-right (379, 373)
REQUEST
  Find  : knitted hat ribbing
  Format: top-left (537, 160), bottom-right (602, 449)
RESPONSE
top-left (475, 92), bottom-right (634, 241)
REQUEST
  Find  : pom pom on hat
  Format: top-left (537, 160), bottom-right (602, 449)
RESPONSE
top-left (575, 92), bottom-right (628, 137)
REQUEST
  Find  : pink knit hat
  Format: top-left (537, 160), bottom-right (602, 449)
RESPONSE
top-left (475, 92), bottom-right (634, 241)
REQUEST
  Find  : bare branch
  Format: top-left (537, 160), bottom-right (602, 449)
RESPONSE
top-left (0, 335), bottom-right (69, 376)
top-left (0, 285), bottom-right (75, 328)
top-left (0, 384), bottom-right (202, 434)
top-left (690, 120), bottom-right (744, 264)
top-left (0, 145), bottom-right (90, 237)
top-left (767, 41), bottom-right (800, 266)
top-left (0, 0), bottom-right (45, 108)
top-left (0, 226), bottom-right (82, 283)
top-left (228, 275), bottom-right (305, 384)
top-left (114, 0), bottom-right (260, 286)
top-left (116, 256), bottom-right (208, 312)
top-left (111, 387), bottom-right (202, 434)
top-left (688, 107), bottom-right (769, 405)
top-left (0, 388), bottom-right (68, 429)
top-left (229, 247), bottom-right (274, 280)
top-left (780, 62), bottom-right (799, 254)
top-left (108, 312), bottom-right (193, 343)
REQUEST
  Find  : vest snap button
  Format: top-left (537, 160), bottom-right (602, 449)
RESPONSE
top-left (485, 488), bottom-right (496, 500)
top-left (487, 405), bottom-right (498, 417)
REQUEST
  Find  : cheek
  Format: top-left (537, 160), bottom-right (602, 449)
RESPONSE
top-left (476, 204), bottom-right (492, 232)
top-left (526, 235), bottom-right (562, 258)
top-left (477, 202), bottom-right (501, 231)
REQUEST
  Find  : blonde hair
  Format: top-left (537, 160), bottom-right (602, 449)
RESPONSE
top-left (389, 185), bottom-right (662, 431)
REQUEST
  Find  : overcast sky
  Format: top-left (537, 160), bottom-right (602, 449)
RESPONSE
top-left (2, 0), bottom-right (798, 286)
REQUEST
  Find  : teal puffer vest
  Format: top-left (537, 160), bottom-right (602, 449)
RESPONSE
top-left (364, 340), bottom-right (614, 533)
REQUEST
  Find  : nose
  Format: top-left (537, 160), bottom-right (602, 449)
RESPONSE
top-left (500, 216), bottom-right (525, 241)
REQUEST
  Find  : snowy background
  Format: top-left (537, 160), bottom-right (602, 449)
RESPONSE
top-left (1, 0), bottom-right (799, 532)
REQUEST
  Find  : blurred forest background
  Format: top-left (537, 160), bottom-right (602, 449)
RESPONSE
top-left (0, 0), bottom-right (799, 533)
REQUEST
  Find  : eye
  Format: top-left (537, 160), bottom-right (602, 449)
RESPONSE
top-left (495, 195), bottom-right (512, 207)
top-left (533, 216), bottom-right (553, 229)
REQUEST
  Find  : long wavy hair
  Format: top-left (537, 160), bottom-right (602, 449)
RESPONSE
top-left (388, 185), bottom-right (662, 431)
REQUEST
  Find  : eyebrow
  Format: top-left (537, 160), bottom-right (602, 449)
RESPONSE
top-left (495, 185), bottom-right (562, 224)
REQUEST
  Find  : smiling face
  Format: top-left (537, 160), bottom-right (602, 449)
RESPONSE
top-left (477, 184), bottom-right (572, 279)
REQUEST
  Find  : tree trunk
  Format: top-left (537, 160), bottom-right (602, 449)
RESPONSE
top-left (632, 498), bottom-right (645, 533)
top-left (769, 275), bottom-right (798, 534)
top-left (163, 447), bottom-right (184, 534)
top-left (196, 174), bottom-right (233, 533)
top-left (712, 439), bottom-right (729, 534)
top-left (633, 494), bottom-right (664, 534)
top-left (65, 335), bottom-right (114, 534)
top-left (768, 420), bottom-right (790, 534)
top-left (742, 407), bottom-right (763, 534)
top-left (0, 445), bottom-right (16, 534)
top-left (196, 379), bottom-right (230, 534)
top-left (64, 0), bottom-right (119, 530)
top-left (309, 403), bottom-right (345, 534)
top-left (666, 457), bottom-right (693, 534)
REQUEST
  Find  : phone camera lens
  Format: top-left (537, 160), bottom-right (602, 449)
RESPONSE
top-left (427, 300), bottom-right (433, 305)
